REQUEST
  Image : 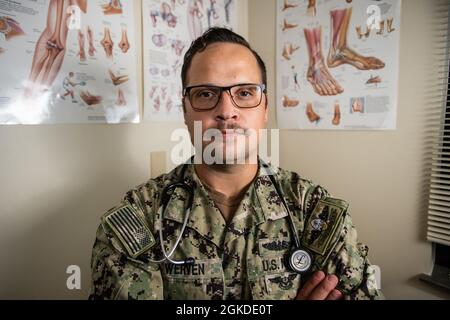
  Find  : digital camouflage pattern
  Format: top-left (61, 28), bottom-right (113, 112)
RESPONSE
top-left (89, 160), bottom-right (383, 300)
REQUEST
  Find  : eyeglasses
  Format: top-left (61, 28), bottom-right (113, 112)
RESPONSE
top-left (183, 83), bottom-right (266, 111)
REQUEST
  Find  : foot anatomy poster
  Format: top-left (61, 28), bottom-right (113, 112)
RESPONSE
top-left (143, 0), bottom-right (236, 122)
top-left (0, 0), bottom-right (139, 124)
top-left (277, 0), bottom-right (401, 130)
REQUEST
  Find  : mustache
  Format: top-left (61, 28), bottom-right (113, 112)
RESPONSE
top-left (203, 125), bottom-right (252, 137)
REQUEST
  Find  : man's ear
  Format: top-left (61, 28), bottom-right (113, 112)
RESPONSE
top-left (182, 97), bottom-right (187, 113)
top-left (264, 94), bottom-right (269, 123)
top-left (182, 98), bottom-right (188, 125)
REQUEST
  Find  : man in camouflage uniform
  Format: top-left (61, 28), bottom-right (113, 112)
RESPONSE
top-left (89, 28), bottom-right (383, 300)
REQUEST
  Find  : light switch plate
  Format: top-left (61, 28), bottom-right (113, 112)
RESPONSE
top-left (150, 151), bottom-right (167, 179)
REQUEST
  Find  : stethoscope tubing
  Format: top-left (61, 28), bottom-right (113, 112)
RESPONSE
top-left (147, 161), bottom-right (304, 270)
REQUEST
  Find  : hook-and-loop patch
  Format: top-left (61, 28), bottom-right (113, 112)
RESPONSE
top-left (103, 203), bottom-right (156, 258)
top-left (301, 197), bottom-right (348, 256)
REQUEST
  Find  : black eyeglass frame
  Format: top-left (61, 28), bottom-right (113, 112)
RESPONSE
top-left (183, 83), bottom-right (267, 111)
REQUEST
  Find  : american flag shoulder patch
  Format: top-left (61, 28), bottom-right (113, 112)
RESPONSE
top-left (102, 203), bottom-right (156, 258)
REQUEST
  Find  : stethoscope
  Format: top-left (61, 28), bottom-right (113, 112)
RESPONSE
top-left (149, 160), bottom-right (313, 274)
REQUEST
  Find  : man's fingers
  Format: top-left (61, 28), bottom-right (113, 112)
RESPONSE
top-left (308, 274), bottom-right (339, 300)
top-left (326, 289), bottom-right (343, 300)
top-left (296, 271), bottom-right (326, 300)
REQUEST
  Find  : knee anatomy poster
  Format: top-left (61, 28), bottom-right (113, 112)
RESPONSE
top-left (277, 0), bottom-right (401, 130)
top-left (0, 0), bottom-right (139, 124)
top-left (143, 0), bottom-right (236, 122)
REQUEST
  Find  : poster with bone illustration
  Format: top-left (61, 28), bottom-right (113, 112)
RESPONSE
top-left (143, 0), bottom-right (236, 122)
top-left (0, 0), bottom-right (139, 124)
top-left (277, 0), bottom-right (401, 130)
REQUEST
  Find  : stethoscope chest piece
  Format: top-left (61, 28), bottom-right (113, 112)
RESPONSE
top-left (288, 248), bottom-right (313, 274)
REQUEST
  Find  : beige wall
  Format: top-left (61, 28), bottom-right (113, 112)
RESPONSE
top-left (248, 0), bottom-right (450, 299)
top-left (0, 0), bottom-right (449, 300)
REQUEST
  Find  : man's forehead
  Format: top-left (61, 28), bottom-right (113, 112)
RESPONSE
top-left (194, 42), bottom-right (256, 62)
top-left (187, 42), bottom-right (261, 84)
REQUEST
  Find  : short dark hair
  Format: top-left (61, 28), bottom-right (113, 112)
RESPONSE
top-left (181, 27), bottom-right (267, 90)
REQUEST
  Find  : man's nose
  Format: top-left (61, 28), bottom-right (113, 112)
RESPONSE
top-left (214, 90), bottom-right (239, 121)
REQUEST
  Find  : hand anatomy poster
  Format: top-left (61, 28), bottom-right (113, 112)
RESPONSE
top-left (143, 0), bottom-right (236, 122)
top-left (277, 0), bottom-right (401, 130)
top-left (0, 0), bottom-right (139, 124)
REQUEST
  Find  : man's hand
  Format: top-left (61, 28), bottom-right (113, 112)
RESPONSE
top-left (296, 271), bottom-right (343, 300)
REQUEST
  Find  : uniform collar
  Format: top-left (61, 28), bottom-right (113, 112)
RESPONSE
top-left (162, 160), bottom-right (288, 248)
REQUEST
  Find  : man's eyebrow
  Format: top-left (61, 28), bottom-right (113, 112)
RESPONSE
top-left (186, 83), bottom-right (218, 87)
top-left (186, 82), bottom-right (261, 87)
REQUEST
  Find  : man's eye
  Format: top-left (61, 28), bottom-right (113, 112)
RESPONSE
top-left (195, 90), bottom-right (216, 99)
top-left (236, 89), bottom-right (255, 98)
top-left (239, 91), bottom-right (251, 97)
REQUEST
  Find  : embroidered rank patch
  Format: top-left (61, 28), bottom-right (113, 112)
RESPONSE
top-left (301, 197), bottom-right (348, 256)
top-left (103, 203), bottom-right (156, 258)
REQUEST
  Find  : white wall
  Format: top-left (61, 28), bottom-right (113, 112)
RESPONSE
top-left (248, 0), bottom-right (450, 299)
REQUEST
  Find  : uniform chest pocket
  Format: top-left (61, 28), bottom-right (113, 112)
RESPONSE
top-left (162, 259), bottom-right (224, 300)
top-left (247, 253), bottom-right (301, 300)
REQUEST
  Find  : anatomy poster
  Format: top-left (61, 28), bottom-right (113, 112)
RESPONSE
top-left (277, 0), bottom-right (401, 130)
top-left (143, 0), bottom-right (236, 122)
top-left (0, 0), bottom-right (139, 124)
